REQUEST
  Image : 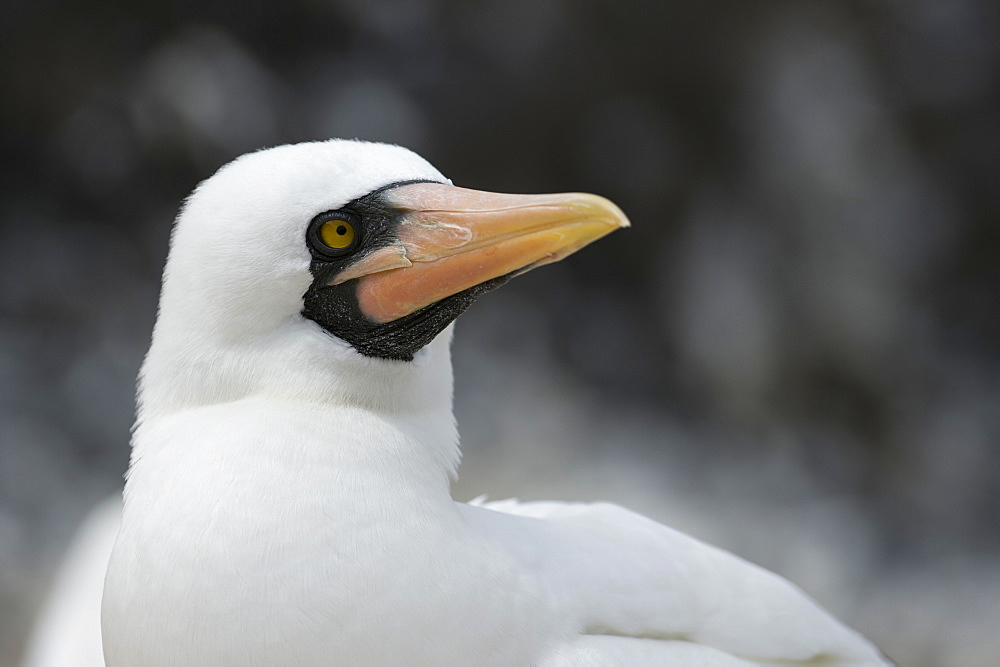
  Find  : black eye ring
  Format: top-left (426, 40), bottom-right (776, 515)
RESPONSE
top-left (307, 211), bottom-right (361, 259)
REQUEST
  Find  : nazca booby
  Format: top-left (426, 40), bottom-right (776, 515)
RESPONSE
top-left (101, 139), bottom-right (888, 666)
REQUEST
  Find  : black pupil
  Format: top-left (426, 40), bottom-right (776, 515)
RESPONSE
top-left (336, 225), bottom-right (347, 235)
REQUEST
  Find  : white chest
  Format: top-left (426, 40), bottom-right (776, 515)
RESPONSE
top-left (102, 403), bottom-right (558, 666)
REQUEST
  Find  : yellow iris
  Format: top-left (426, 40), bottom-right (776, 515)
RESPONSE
top-left (319, 219), bottom-right (356, 249)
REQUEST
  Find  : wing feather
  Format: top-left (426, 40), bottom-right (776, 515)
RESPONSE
top-left (462, 498), bottom-right (887, 665)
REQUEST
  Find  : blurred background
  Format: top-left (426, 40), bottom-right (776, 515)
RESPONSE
top-left (1, 0), bottom-right (998, 664)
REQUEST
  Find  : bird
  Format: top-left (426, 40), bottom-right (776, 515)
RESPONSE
top-left (99, 139), bottom-right (889, 665)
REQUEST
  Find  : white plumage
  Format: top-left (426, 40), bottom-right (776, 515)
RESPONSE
top-left (97, 140), bottom-right (888, 665)
top-left (22, 498), bottom-right (120, 667)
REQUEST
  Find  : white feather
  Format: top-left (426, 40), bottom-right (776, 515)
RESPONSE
top-left (97, 139), bottom-right (889, 665)
top-left (22, 497), bottom-right (120, 667)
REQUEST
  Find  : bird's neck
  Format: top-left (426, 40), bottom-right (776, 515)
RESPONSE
top-left (134, 317), bottom-right (462, 479)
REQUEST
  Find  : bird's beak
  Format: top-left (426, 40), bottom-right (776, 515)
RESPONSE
top-left (330, 182), bottom-right (630, 324)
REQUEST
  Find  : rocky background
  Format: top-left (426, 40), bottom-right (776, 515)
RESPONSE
top-left (1, 0), bottom-right (998, 664)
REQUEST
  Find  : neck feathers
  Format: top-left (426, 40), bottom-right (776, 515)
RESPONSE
top-left (135, 317), bottom-right (460, 476)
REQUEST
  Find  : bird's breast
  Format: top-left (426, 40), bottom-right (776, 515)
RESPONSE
top-left (102, 401), bottom-right (556, 665)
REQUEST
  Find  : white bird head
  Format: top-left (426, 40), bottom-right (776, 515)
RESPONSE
top-left (139, 139), bottom-right (628, 421)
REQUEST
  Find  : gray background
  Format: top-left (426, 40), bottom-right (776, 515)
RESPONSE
top-left (1, 0), bottom-right (998, 664)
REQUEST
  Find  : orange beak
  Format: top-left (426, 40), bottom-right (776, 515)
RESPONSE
top-left (329, 182), bottom-right (630, 324)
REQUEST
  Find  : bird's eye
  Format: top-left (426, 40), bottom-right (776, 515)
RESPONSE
top-left (320, 219), bottom-right (356, 249)
top-left (308, 213), bottom-right (360, 258)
